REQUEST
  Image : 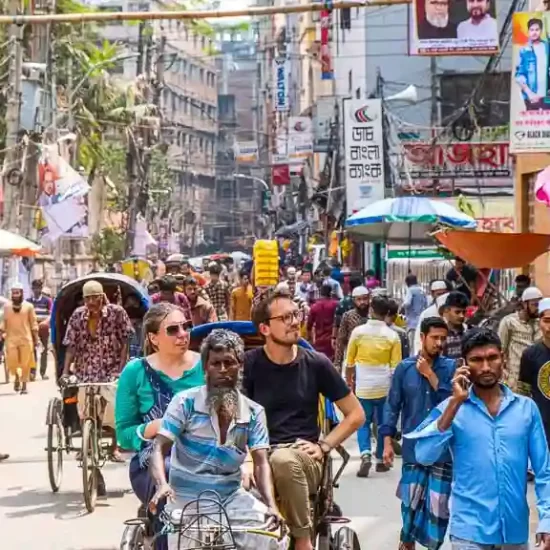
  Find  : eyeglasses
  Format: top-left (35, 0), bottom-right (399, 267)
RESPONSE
top-left (165, 322), bottom-right (192, 337)
top-left (268, 310), bottom-right (304, 325)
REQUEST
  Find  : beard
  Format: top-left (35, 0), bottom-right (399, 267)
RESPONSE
top-left (271, 330), bottom-right (300, 347)
top-left (207, 386), bottom-right (239, 418)
top-left (426, 12), bottom-right (449, 28)
top-left (356, 305), bottom-right (369, 316)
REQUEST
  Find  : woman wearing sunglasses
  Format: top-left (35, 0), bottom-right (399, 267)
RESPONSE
top-left (115, 302), bottom-right (204, 549)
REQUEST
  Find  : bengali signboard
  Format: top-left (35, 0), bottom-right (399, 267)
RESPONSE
top-left (510, 12), bottom-right (550, 153)
top-left (399, 141), bottom-right (511, 179)
top-left (235, 141), bottom-right (259, 163)
top-left (288, 116), bottom-right (314, 158)
top-left (344, 99), bottom-right (385, 216)
top-left (313, 96), bottom-right (336, 152)
top-left (409, 0), bottom-right (499, 56)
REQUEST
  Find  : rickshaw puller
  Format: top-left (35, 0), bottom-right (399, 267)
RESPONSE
top-left (61, 280), bottom-right (133, 488)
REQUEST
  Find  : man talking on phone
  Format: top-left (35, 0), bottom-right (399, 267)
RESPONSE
top-left (407, 328), bottom-right (550, 550)
top-left (380, 316), bottom-right (456, 550)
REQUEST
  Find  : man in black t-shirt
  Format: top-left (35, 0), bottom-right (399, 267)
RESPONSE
top-left (519, 298), bottom-right (550, 443)
top-left (243, 289), bottom-right (365, 550)
top-left (446, 257), bottom-right (478, 303)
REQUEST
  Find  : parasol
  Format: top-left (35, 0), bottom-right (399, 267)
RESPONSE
top-left (345, 197), bottom-right (477, 244)
top-left (0, 229), bottom-right (41, 256)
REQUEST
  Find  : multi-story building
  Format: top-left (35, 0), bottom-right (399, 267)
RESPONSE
top-left (96, 0), bottom-right (218, 254)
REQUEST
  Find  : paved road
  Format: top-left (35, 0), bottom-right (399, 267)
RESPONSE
top-left (0, 374), bottom-right (539, 549)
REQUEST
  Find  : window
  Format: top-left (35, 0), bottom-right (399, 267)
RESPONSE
top-left (200, 68), bottom-right (205, 83)
top-left (340, 8), bottom-right (351, 30)
top-left (439, 72), bottom-right (511, 127)
top-left (199, 137), bottom-right (204, 152)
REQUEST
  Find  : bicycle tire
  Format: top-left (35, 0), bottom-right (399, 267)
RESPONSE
top-left (47, 413), bottom-right (64, 492)
top-left (120, 524), bottom-right (147, 550)
top-left (82, 418), bottom-right (98, 513)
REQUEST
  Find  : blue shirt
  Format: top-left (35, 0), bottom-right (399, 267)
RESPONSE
top-left (406, 385), bottom-right (550, 545)
top-left (159, 385), bottom-right (269, 502)
top-left (403, 285), bottom-right (427, 330)
top-left (380, 355), bottom-right (455, 464)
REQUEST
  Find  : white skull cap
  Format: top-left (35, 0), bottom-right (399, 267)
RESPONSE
top-left (521, 286), bottom-right (543, 302)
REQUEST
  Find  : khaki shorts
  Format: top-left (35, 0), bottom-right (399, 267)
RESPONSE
top-left (77, 383), bottom-right (117, 430)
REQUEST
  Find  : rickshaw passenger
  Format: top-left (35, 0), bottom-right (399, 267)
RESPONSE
top-left (243, 290), bottom-right (365, 550)
top-left (183, 276), bottom-right (218, 326)
top-left (61, 280), bottom-right (133, 471)
top-left (150, 329), bottom-right (285, 550)
top-left (116, 303), bottom-right (203, 550)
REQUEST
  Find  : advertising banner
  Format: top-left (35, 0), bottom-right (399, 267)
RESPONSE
top-left (235, 141), bottom-right (259, 163)
top-left (320, 9), bottom-right (333, 80)
top-left (344, 99), bottom-right (385, 216)
top-left (313, 96), bottom-right (335, 152)
top-left (510, 12), bottom-right (550, 153)
top-left (273, 56), bottom-right (290, 112)
top-left (288, 116), bottom-right (314, 158)
top-left (399, 140), bottom-right (511, 179)
top-left (409, 0), bottom-right (499, 56)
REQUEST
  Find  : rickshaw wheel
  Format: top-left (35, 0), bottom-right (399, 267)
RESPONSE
top-left (82, 418), bottom-right (98, 513)
top-left (120, 524), bottom-right (146, 550)
top-left (47, 412), bottom-right (64, 492)
top-left (332, 526), bottom-right (361, 550)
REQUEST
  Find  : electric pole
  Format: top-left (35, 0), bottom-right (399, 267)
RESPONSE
top-left (2, 2), bottom-right (24, 232)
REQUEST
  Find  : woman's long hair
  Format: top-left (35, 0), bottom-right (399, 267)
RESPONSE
top-left (142, 302), bottom-right (182, 356)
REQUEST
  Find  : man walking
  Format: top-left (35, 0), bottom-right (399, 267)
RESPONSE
top-left (519, 297), bottom-right (550, 443)
top-left (230, 270), bottom-right (253, 321)
top-left (408, 328), bottom-right (550, 550)
top-left (183, 276), bottom-right (217, 326)
top-left (498, 286), bottom-right (542, 392)
top-left (440, 291), bottom-right (469, 360)
top-left (28, 279), bottom-right (52, 380)
top-left (1, 282), bottom-right (38, 394)
top-left (307, 283), bottom-right (339, 361)
top-left (204, 262), bottom-right (230, 321)
top-left (402, 274), bottom-right (427, 350)
top-left (333, 286), bottom-right (370, 372)
top-left (345, 295), bottom-right (402, 477)
top-left (381, 317), bottom-right (455, 550)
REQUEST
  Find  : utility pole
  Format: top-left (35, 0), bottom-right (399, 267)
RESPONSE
top-left (2, 2), bottom-right (24, 233)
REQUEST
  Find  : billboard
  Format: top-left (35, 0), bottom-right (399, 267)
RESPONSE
top-left (235, 141), bottom-right (259, 163)
top-left (273, 56), bottom-right (290, 112)
top-left (344, 99), bottom-right (385, 216)
top-left (510, 12), bottom-right (550, 153)
top-left (409, 0), bottom-right (499, 55)
top-left (288, 116), bottom-right (314, 158)
top-left (320, 9), bottom-right (333, 80)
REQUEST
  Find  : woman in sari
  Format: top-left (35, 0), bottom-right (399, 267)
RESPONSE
top-left (115, 302), bottom-right (204, 549)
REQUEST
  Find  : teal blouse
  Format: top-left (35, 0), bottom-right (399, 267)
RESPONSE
top-left (115, 355), bottom-right (205, 451)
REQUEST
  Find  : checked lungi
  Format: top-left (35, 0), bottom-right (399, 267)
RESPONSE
top-left (397, 462), bottom-right (453, 550)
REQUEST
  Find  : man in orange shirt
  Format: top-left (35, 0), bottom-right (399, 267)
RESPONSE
top-left (1, 282), bottom-right (39, 394)
top-left (230, 270), bottom-right (254, 321)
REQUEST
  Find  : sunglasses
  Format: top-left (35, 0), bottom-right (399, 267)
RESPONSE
top-left (165, 322), bottom-right (192, 337)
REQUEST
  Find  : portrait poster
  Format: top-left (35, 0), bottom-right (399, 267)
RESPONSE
top-left (409, 0), bottom-right (499, 55)
top-left (510, 12), bottom-right (550, 153)
top-left (344, 99), bottom-right (385, 216)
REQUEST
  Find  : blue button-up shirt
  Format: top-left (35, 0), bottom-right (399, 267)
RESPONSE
top-left (403, 285), bottom-right (428, 330)
top-left (406, 385), bottom-right (550, 545)
top-left (380, 355), bottom-right (455, 464)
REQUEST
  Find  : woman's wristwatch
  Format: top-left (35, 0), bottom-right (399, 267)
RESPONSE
top-left (318, 439), bottom-right (332, 455)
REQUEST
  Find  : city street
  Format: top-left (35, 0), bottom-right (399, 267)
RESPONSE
top-left (0, 372), bottom-right (539, 549)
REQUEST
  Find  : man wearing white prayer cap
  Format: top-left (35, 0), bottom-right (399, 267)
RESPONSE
top-left (1, 281), bottom-right (39, 394)
top-left (498, 286), bottom-right (543, 392)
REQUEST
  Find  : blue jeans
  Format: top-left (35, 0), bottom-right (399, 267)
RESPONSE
top-left (450, 537), bottom-right (528, 549)
top-left (357, 397), bottom-right (386, 459)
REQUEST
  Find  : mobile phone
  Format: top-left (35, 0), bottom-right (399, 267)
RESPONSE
top-left (458, 371), bottom-right (471, 390)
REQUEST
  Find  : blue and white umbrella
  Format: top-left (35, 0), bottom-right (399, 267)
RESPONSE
top-left (345, 196), bottom-right (477, 245)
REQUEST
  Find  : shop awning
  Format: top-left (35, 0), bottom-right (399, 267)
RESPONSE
top-left (435, 231), bottom-right (550, 269)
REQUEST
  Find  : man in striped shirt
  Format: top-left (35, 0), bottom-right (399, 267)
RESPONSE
top-left (345, 295), bottom-right (402, 477)
top-left (149, 329), bottom-right (284, 550)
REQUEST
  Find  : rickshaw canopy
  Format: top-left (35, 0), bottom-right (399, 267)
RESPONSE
top-left (435, 231), bottom-right (550, 269)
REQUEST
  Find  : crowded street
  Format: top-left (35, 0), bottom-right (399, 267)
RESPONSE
top-left (0, 372), bottom-right (540, 549)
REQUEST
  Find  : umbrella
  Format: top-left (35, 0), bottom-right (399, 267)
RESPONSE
top-left (345, 197), bottom-right (477, 245)
top-left (0, 230), bottom-right (41, 256)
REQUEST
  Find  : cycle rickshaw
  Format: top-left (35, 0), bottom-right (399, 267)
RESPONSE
top-left (120, 321), bottom-right (360, 550)
top-left (45, 273), bottom-right (149, 512)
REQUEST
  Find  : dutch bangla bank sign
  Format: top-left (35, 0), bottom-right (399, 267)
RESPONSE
top-left (344, 99), bottom-right (385, 216)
